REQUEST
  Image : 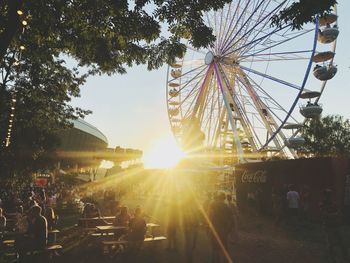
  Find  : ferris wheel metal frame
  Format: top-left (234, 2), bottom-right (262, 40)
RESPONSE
top-left (165, 0), bottom-right (339, 164)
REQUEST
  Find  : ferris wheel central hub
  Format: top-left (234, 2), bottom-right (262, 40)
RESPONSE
top-left (204, 51), bottom-right (215, 65)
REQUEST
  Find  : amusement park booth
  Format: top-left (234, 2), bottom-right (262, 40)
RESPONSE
top-left (235, 158), bottom-right (350, 220)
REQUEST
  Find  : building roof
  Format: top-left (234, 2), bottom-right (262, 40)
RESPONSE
top-left (71, 119), bottom-right (108, 144)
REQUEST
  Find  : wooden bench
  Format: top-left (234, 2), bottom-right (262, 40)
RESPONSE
top-left (101, 240), bottom-right (128, 255)
top-left (143, 236), bottom-right (167, 250)
top-left (4, 252), bottom-right (18, 261)
top-left (144, 236), bottom-right (167, 242)
top-left (2, 240), bottom-right (17, 260)
top-left (46, 244), bottom-right (63, 256)
top-left (26, 244), bottom-right (63, 255)
top-left (2, 239), bottom-right (15, 247)
top-left (91, 232), bottom-right (114, 237)
top-left (101, 236), bottom-right (167, 255)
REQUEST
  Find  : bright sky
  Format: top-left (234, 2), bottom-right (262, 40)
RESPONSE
top-left (71, 0), bottom-right (350, 154)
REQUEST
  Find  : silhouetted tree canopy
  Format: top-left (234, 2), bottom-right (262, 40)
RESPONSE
top-left (300, 115), bottom-right (350, 157)
top-left (272, 0), bottom-right (337, 29)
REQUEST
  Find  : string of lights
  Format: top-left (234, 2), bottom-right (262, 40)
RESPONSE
top-left (3, 9), bottom-right (28, 147)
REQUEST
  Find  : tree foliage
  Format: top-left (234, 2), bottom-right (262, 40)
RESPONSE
top-left (272, 0), bottom-right (337, 30)
top-left (300, 115), bottom-right (350, 157)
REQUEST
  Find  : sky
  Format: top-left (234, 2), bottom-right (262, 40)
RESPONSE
top-left (71, 0), bottom-right (350, 154)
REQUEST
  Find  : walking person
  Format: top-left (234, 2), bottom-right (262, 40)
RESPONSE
top-left (286, 185), bottom-right (300, 224)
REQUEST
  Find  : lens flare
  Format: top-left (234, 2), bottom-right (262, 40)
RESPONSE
top-left (143, 137), bottom-right (186, 169)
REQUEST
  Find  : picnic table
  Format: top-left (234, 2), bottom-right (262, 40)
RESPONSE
top-left (96, 225), bottom-right (128, 236)
top-left (78, 216), bottom-right (116, 228)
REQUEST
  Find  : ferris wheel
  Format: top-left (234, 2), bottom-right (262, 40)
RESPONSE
top-left (166, 0), bottom-right (339, 164)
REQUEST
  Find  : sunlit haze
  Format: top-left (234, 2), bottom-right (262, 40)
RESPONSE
top-left (142, 136), bottom-right (186, 169)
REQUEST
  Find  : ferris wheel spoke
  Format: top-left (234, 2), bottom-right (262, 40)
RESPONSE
top-left (219, 0), bottom-right (253, 55)
top-left (221, 0), bottom-right (285, 55)
top-left (202, 85), bottom-right (219, 140)
top-left (180, 66), bottom-right (213, 120)
top-left (240, 50), bottom-right (313, 62)
top-left (205, 13), bottom-right (217, 54)
top-left (191, 66), bottom-right (214, 118)
top-left (216, 2), bottom-right (233, 53)
top-left (234, 1), bottom-right (291, 55)
top-left (220, 0), bottom-right (267, 55)
top-left (236, 73), bottom-right (296, 151)
top-left (215, 9), bottom-right (226, 54)
top-left (241, 57), bottom-right (310, 63)
top-left (217, 64), bottom-right (260, 151)
top-left (235, 70), bottom-right (285, 149)
top-left (233, 80), bottom-right (269, 148)
top-left (243, 28), bottom-right (313, 58)
top-left (239, 65), bottom-right (301, 90)
top-left (223, 23), bottom-right (290, 58)
top-left (218, 0), bottom-right (243, 52)
top-left (236, 0), bottom-right (276, 48)
top-left (182, 90), bottom-right (203, 119)
top-left (167, 67), bottom-right (208, 104)
top-left (198, 76), bottom-right (217, 123)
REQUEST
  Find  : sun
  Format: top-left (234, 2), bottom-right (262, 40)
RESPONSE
top-left (143, 136), bottom-right (186, 169)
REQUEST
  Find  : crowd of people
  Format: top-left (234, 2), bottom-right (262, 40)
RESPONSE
top-left (0, 185), bottom-right (62, 261)
top-left (239, 184), bottom-right (340, 226)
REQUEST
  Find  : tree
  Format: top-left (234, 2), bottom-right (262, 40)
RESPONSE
top-left (300, 115), bottom-right (350, 157)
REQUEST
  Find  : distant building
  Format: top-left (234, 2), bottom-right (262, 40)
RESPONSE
top-left (55, 119), bottom-right (142, 178)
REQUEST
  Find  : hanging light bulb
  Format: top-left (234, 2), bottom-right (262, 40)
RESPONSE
top-left (19, 45), bottom-right (25, 50)
top-left (17, 10), bottom-right (24, 15)
top-left (22, 20), bottom-right (28, 26)
top-left (12, 99), bottom-right (16, 102)
top-left (11, 106), bottom-right (15, 110)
